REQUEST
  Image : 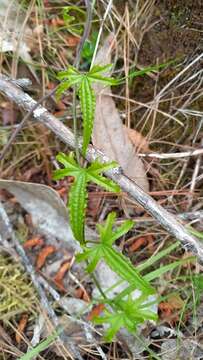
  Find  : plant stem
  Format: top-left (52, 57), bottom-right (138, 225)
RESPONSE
top-left (73, 0), bottom-right (94, 165)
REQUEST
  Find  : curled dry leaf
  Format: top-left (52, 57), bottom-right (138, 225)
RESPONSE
top-left (36, 245), bottom-right (56, 270)
top-left (23, 236), bottom-right (44, 249)
top-left (74, 287), bottom-right (90, 302)
top-left (54, 261), bottom-right (71, 292)
top-left (92, 34), bottom-right (149, 192)
top-left (15, 313), bottom-right (29, 344)
top-left (87, 303), bottom-right (105, 321)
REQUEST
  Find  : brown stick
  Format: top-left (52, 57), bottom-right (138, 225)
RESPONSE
top-left (0, 75), bottom-right (203, 262)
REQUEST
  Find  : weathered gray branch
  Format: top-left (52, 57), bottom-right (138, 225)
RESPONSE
top-left (0, 75), bottom-right (203, 262)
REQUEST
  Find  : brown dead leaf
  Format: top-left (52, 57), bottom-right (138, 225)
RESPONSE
top-left (66, 35), bottom-right (81, 47)
top-left (23, 236), bottom-right (44, 249)
top-left (75, 287), bottom-right (90, 302)
top-left (92, 34), bottom-right (149, 192)
top-left (129, 237), bottom-right (147, 252)
top-left (15, 314), bottom-right (28, 344)
top-left (124, 126), bottom-right (149, 153)
top-left (167, 294), bottom-right (184, 310)
top-left (87, 304), bottom-right (105, 321)
top-left (36, 245), bottom-right (56, 270)
top-left (53, 261), bottom-right (71, 292)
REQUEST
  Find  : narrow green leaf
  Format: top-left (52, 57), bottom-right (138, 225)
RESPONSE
top-left (144, 256), bottom-right (194, 282)
top-left (78, 77), bottom-right (96, 155)
top-left (87, 160), bottom-right (119, 175)
top-left (110, 220), bottom-right (134, 244)
top-left (53, 168), bottom-right (77, 180)
top-left (88, 74), bottom-right (119, 86)
top-left (89, 64), bottom-right (113, 75)
top-left (19, 326), bottom-right (63, 360)
top-left (189, 228), bottom-right (203, 240)
top-left (55, 81), bottom-right (71, 100)
top-left (87, 173), bottom-right (120, 192)
top-left (137, 241), bottom-right (180, 272)
top-left (57, 65), bottom-right (80, 79)
top-left (68, 171), bottom-right (87, 242)
top-left (56, 152), bottom-right (78, 169)
top-left (103, 247), bottom-right (154, 294)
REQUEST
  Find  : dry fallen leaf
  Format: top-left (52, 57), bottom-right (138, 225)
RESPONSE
top-left (87, 304), bottom-right (105, 321)
top-left (15, 313), bottom-right (28, 344)
top-left (92, 34), bottom-right (149, 192)
top-left (23, 236), bottom-right (44, 249)
top-left (36, 245), bottom-right (56, 270)
top-left (53, 261), bottom-right (71, 292)
top-left (124, 126), bottom-right (149, 153)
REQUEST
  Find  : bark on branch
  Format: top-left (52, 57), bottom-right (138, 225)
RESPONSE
top-left (0, 75), bottom-right (203, 262)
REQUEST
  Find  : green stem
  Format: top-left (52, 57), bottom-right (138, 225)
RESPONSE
top-left (72, 86), bottom-right (80, 165)
top-left (73, 0), bottom-right (94, 165)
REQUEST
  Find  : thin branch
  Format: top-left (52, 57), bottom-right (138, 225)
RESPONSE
top-left (139, 148), bottom-right (203, 159)
top-left (0, 75), bottom-right (203, 263)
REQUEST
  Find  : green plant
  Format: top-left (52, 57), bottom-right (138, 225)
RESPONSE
top-left (53, 26), bottom-right (185, 341)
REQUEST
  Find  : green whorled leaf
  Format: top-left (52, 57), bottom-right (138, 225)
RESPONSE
top-left (87, 160), bottom-right (119, 175)
top-left (94, 311), bottom-right (125, 342)
top-left (68, 171), bottom-right (87, 243)
top-left (55, 81), bottom-right (72, 100)
top-left (89, 64), bottom-right (113, 75)
top-left (87, 74), bottom-right (119, 86)
top-left (110, 220), bottom-right (134, 244)
top-left (96, 212), bottom-right (116, 244)
top-left (78, 77), bottom-right (96, 155)
top-left (56, 152), bottom-right (78, 168)
top-left (88, 64), bottom-right (119, 85)
top-left (97, 212), bottom-right (134, 246)
top-left (57, 65), bottom-right (80, 80)
top-left (103, 246), bottom-right (154, 295)
top-left (53, 168), bottom-right (76, 180)
top-left (93, 294), bottom-right (157, 341)
top-left (76, 245), bottom-right (104, 272)
top-left (87, 173), bottom-right (120, 192)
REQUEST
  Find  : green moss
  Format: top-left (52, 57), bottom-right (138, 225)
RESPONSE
top-left (0, 254), bottom-right (37, 320)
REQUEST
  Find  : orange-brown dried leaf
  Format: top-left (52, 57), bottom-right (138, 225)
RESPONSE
top-left (87, 304), bottom-right (105, 321)
top-left (51, 17), bottom-right (65, 27)
top-left (54, 261), bottom-right (71, 282)
top-left (23, 237), bottom-right (44, 249)
top-left (129, 237), bottom-right (146, 252)
top-left (146, 234), bottom-right (155, 253)
top-left (158, 302), bottom-right (172, 318)
top-left (66, 35), bottom-right (81, 47)
top-left (15, 314), bottom-right (28, 344)
top-left (124, 126), bottom-right (149, 152)
top-left (36, 245), bottom-right (56, 270)
top-left (54, 279), bottom-right (66, 293)
top-left (75, 287), bottom-right (90, 302)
